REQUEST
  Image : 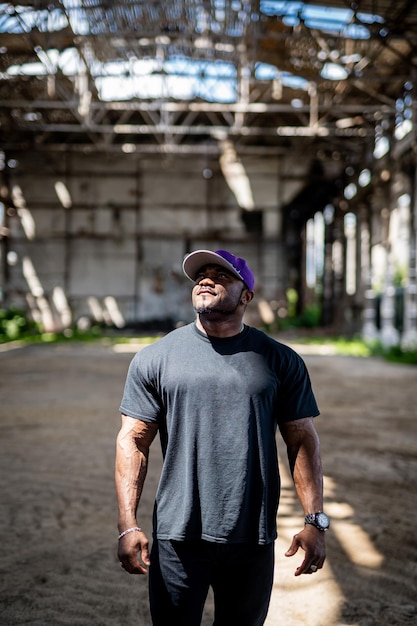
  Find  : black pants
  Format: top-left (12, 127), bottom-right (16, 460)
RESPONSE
top-left (149, 539), bottom-right (275, 626)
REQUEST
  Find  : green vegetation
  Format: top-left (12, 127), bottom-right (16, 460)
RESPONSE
top-left (1, 308), bottom-right (416, 365)
top-left (292, 336), bottom-right (372, 357)
top-left (365, 340), bottom-right (417, 365)
top-left (0, 308), bottom-right (160, 347)
top-left (288, 336), bottom-right (417, 364)
top-left (284, 291), bottom-right (321, 329)
top-left (0, 308), bottom-right (39, 342)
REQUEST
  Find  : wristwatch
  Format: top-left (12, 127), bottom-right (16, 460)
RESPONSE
top-left (305, 511), bottom-right (330, 531)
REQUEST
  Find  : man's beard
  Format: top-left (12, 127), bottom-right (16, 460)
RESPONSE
top-left (194, 294), bottom-right (243, 317)
top-left (194, 305), bottom-right (232, 315)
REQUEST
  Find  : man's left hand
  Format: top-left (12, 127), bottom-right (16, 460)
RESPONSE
top-left (285, 524), bottom-right (326, 576)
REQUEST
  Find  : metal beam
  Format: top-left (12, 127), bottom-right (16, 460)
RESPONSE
top-left (0, 99), bottom-right (395, 116)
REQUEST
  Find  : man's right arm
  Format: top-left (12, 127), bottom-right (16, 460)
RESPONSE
top-left (115, 414), bottom-right (159, 574)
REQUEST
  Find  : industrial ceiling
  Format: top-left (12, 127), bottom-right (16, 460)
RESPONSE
top-left (1, 0), bottom-right (417, 162)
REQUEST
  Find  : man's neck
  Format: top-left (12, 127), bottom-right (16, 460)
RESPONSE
top-left (196, 316), bottom-right (244, 338)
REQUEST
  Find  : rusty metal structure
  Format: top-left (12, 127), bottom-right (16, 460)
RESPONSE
top-left (0, 1), bottom-right (416, 156)
top-left (1, 1), bottom-right (417, 342)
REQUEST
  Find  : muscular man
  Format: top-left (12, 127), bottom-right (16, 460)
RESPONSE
top-left (115, 249), bottom-right (329, 626)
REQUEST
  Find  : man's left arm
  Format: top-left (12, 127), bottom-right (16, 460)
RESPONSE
top-left (279, 417), bottom-right (327, 576)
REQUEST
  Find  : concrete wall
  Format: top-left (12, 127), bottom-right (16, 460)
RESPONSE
top-left (2, 151), bottom-right (307, 331)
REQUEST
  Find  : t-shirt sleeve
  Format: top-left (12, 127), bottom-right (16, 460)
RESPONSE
top-left (119, 351), bottom-right (163, 423)
top-left (276, 350), bottom-right (320, 422)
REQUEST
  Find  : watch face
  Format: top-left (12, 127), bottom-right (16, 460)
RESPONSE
top-left (317, 512), bottom-right (330, 529)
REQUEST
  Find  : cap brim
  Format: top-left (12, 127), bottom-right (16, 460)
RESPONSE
top-left (182, 250), bottom-right (242, 283)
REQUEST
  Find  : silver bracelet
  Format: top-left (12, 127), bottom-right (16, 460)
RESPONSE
top-left (118, 526), bottom-right (143, 540)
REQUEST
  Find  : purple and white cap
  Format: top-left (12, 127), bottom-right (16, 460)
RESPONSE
top-left (182, 249), bottom-right (255, 291)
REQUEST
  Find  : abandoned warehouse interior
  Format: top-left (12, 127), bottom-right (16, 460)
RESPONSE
top-left (1, 0), bottom-right (417, 346)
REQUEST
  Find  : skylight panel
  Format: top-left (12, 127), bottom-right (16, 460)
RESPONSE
top-left (95, 56), bottom-right (237, 103)
top-left (255, 63), bottom-right (309, 90)
top-left (0, 4), bottom-right (67, 33)
top-left (260, 0), bottom-right (383, 39)
top-left (0, 0), bottom-right (386, 105)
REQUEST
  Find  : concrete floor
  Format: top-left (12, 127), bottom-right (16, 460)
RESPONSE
top-left (0, 339), bottom-right (416, 626)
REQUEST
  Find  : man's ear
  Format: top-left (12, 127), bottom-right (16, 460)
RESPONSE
top-left (241, 289), bottom-right (254, 305)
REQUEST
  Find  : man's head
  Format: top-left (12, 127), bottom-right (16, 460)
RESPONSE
top-left (183, 249), bottom-right (254, 334)
top-left (182, 249), bottom-right (255, 291)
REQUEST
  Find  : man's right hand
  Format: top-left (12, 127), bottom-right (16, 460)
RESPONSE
top-left (118, 529), bottom-right (151, 575)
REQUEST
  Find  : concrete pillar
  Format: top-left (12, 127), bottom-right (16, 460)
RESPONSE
top-left (332, 211), bottom-right (346, 331)
top-left (380, 234), bottom-right (400, 346)
top-left (379, 181), bottom-right (400, 347)
top-left (321, 209), bottom-right (335, 326)
top-left (402, 173), bottom-right (417, 348)
top-left (360, 204), bottom-right (379, 341)
top-left (380, 282), bottom-right (400, 347)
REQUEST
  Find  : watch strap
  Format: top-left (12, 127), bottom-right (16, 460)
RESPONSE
top-left (304, 511), bottom-right (330, 531)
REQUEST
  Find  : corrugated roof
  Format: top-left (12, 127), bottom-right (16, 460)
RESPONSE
top-left (0, 0), bottom-right (416, 157)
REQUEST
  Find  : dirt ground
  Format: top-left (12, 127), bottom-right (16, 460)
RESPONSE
top-left (0, 337), bottom-right (416, 626)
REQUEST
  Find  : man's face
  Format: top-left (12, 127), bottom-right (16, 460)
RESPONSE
top-left (192, 264), bottom-right (246, 316)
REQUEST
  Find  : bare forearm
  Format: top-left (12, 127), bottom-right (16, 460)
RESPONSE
top-left (115, 416), bottom-right (158, 531)
top-left (291, 441), bottom-right (323, 514)
top-left (115, 442), bottom-right (148, 529)
top-left (280, 418), bottom-right (327, 576)
top-left (281, 418), bottom-right (323, 514)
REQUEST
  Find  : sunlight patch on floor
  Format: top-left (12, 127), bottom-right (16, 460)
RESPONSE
top-left (266, 461), bottom-right (383, 625)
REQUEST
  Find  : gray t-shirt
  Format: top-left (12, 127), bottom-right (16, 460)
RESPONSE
top-left (120, 323), bottom-right (319, 545)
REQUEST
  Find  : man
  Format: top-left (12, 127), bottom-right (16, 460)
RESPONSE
top-left (115, 249), bottom-right (329, 626)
